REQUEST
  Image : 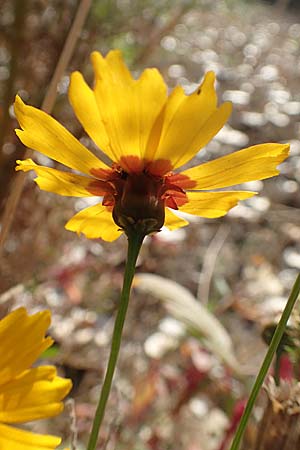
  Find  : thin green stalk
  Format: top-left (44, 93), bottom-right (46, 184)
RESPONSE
top-left (230, 273), bottom-right (300, 450)
top-left (87, 232), bottom-right (145, 450)
top-left (274, 348), bottom-right (282, 386)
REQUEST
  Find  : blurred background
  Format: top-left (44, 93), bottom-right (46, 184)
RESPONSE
top-left (1, 0), bottom-right (300, 449)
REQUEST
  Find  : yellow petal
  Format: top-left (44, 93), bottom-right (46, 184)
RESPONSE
top-left (182, 143), bottom-right (290, 189)
top-left (91, 50), bottom-right (133, 85)
top-left (14, 96), bottom-right (107, 175)
top-left (0, 366), bottom-right (72, 423)
top-left (179, 191), bottom-right (256, 218)
top-left (164, 208), bottom-right (189, 230)
top-left (135, 68), bottom-right (167, 162)
top-left (0, 308), bottom-right (53, 385)
top-left (16, 159), bottom-right (97, 197)
top-left (93, 68), bottom-right (167, 167)
top-left (0, 423), bottom-right (61, 450)
top-left (65, 204), bottom-right (122, 241)
top-left (154, 72), bottom-right (232, 169)
top-left (68, 71), bottom-right (112, 160)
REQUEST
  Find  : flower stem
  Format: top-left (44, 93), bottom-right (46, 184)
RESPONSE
top-left (274, 348), bottom-right (282, 386)
top-left (87, 232), bottom-right (145, 450)
top-left (229, 273), bottom-right (300, 450)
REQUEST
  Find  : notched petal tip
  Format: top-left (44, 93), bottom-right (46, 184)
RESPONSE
top-left (278, 142), bottom-right (290, 158)
top-left (11, 306), bottom-right (51, 327)
top-left (195, 71), bottom-right (216, 95)
top-left (91, 48), bottom-right (122, 61)
top-left (15, 158), bottom-right (36, 172)
top-left (107, 48), bottom-right (123, 59)
top-left (35, 307), bottom-right (51, 320)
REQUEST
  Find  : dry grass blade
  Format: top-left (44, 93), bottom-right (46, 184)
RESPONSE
top-left (134, 273), bottom-right (244, 374)
top-left (197, 224), bottom-right (230, 305)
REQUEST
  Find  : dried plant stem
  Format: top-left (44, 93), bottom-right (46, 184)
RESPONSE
top-left (0, 0), bottom-right (92, 254)
top-left (253, 399), bottom-right (273, 450)
top-left (0, 0), bottom-right (26, 163)
top-left (229, 273), bottom-right (300, 450)
top-left (65, 398), bottom-right (78, 450)
top-left (197, 224), bottom-right (229, 305)
top-left (42, 0), bottom-right (92, 114)
top-left (87, 232), bottom-right (145, 450)
top-left (254, 396), bottom-right (300, 450)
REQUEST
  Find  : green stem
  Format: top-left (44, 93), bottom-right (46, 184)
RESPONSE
top-left (274, 348), bottom-right (282, 386)
top-left (229, 273), bottom-right (300, 450)
top-left (87, 232), bottom-right (145, 450)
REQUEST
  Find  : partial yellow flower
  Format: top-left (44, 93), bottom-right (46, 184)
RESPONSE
top-left (15, 50), bottom-right (289, 240)
top-left (0, 307), bottom-right (72, 450)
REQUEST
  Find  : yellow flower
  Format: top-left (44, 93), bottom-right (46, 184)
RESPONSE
top-left (0, 307), bottom-right (72, 449)
top-left (15, 50), bottom-right (289, 240)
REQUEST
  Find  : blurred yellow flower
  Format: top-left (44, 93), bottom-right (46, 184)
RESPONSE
top-left (15, 50), bottom-right (289, 240)
top-left (0, 308), bottom-right (72, 449)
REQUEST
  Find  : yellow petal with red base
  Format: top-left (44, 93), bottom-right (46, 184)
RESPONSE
top-left (0, 366), bottom-right (72, 423)
top-left (65, 204), bottom-right (122, 241)
top-left (16, 159), bottom-right (98, 197)
top-left (182, 143), bottom-right (290, 189)
top-left (14, 96), bottom-right (106, 175)
top-left (0, 308), bottom-right (53, 385)
top-left (93, 65), bottom-right (167, 169)
top-left (179, 191), bottom-right (256, 218)
top-left (14, 50), bottom-right (290, 241)
top-left (0, 423), bottom-right (61, 450)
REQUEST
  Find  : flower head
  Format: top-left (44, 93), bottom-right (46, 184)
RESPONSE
top-left (0, 307), bottom-right (72, 449)
top-left (15, 50), bottom-right (289, 240)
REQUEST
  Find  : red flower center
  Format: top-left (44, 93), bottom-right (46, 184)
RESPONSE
top-left (89, 156), bottom-right (196, 236)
